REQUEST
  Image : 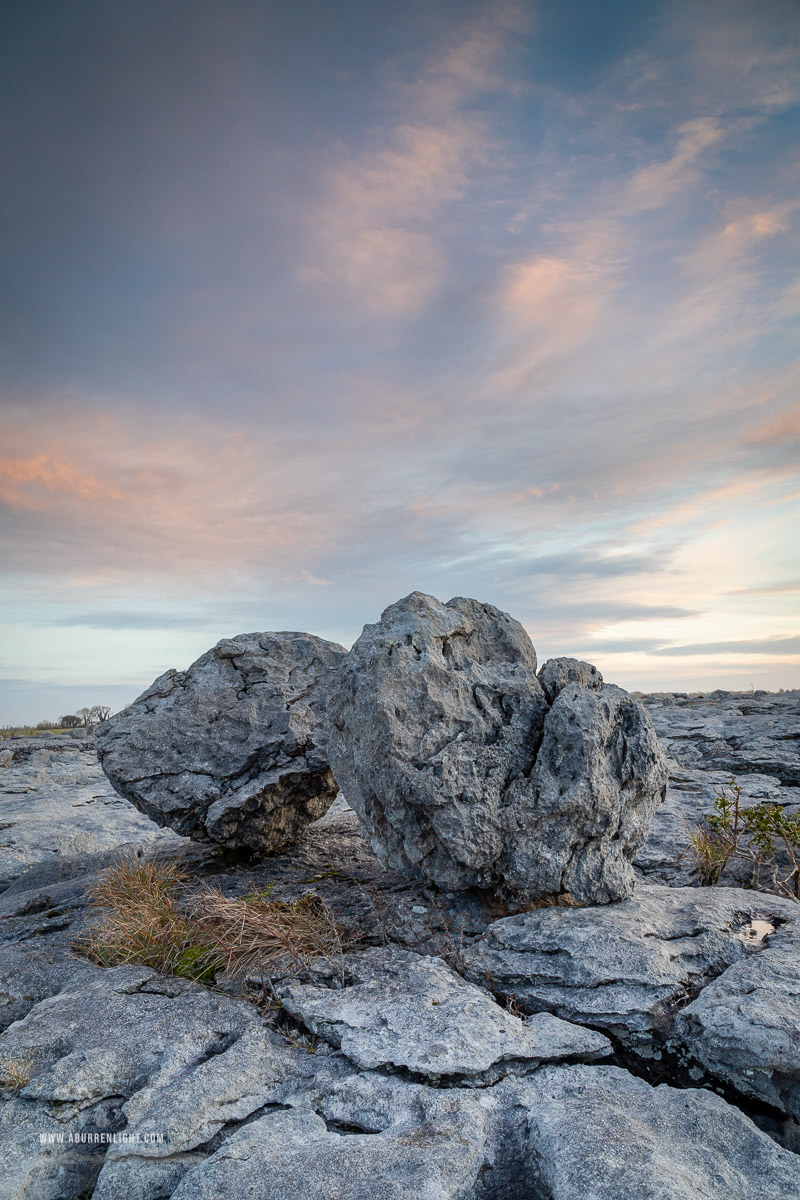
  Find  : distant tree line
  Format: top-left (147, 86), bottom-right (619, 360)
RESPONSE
top-left (25, 706), bottom-right (113, 731)
top-left (61, 706), bottom-right (112, 727)
top-left (1, 706), bottom-right (114, 734)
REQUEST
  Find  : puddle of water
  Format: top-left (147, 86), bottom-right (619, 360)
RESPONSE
top-left (739, 919), bottom-right (774, 944)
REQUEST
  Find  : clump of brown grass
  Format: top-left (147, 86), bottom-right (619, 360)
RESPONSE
top-left (686, 823), bottom-right (735, 887)
top-left (75, 853), bottom-right (345, 986)
top-left (1, 1055), bottom-right (33, 1095)
top-left (76, 855), bottom-right (222, 981)
top-left (188, 887), bottom-right (345, 979)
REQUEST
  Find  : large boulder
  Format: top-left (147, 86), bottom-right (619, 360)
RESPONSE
top-left (328, 592), bottom-right (667, 905)
top-left (96, 632), bottom-right (346, 853)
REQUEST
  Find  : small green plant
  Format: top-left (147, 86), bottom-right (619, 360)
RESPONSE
top-left (0, 1055), bottom-right (33, 1096)
top-left (688, 781), bottom-right (800, 900)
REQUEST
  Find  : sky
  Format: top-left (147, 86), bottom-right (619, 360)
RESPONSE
top-left (1, 0), bottom-right (799, 724)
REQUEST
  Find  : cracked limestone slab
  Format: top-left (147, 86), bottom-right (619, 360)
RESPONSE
top-left (0, 964), bottom-right (317, 1198)
top-left (1, 966), bottom-right (261, 1105)
top-left (509, 1064), bottom-right (800, 1200)
top-left (469, 882), bottom-right (799, 1040)
top-left (170, 1104), bottom-right (488, 1200)
top-left (0, 740), bottom-right (185, 893)
top-left (92, 1026), bottom-right (352, 1200)
top-left (277, 946), bottom-right (611, 1084)
top-left (96, 631), bottom-right (347, 853)
top-left (0, 943), bottom-right (103, 1032)
top-left (642, 689), bottom-right (800, 785)
top-left (0, 1094), bottom-right (127, 1200)
top-left (675, 917), bottom-right (800, 1134)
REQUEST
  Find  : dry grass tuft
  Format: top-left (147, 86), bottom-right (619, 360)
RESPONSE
top-left (188, 887), bottom-right (345, 979)
top-left (76, 855), bottom-right (222, 981)
top-left (1, 1055), bottom-right (33, 1095)
top-left (685, 823), bottom-right (734, 887)
top-left (75, 853), bottom-right (345, 986)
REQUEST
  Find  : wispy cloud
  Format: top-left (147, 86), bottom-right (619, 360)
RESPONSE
top-left (301, 4), bottom-right (526, 316)
top-left (727, 580), bottom-right (800, 597)
top-left (654, 636), bottom-right (800, 657)
top-left (620, 117), bottom-right (728, 215)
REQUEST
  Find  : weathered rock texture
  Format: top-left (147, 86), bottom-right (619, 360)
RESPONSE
top-left (469, 881), bottom-right (800, 1144)
top-left (634, 688), bottom-right (800, 888)
top-left (0, 739), bottom-right (185, 893)
top-left (1, 734), bottom-right (800, 1198)
top-left (277, 946), bottom-right (611, 1084)
top-left (328, 592), bottom-right (667, 905)
top-left (516, 1064), bottom-right (800, 1200)
top-left (642, 689), bottom-right (800, 785)
top-left (96, 632), bottom-right (347, 852)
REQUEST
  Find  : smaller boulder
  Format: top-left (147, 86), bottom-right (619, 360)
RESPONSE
top-left (97, 632), bottom-right (346, 853)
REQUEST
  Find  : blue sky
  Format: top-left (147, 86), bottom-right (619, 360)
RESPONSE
top-left (1, 0), bottom-right (799, 723)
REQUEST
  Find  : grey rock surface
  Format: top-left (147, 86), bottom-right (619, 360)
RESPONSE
top-left (277, 946), bottom-right (611, 1083)
top-left (0, 739), bottom-right (185, 893)
top-left (2, 692), bottom-right (800, 1199)
top-left (537, 655), bottom-right (603, 703)
top-left (505, 679), bottom-right (667, 904)
top-left (0, 944), bottom-right (102, 1032)
top-left (328, 592), bottom-right (666, 905)
top-left (633, 688), bottom-right (800, 890)
top-left (642, 688), bottom-right (800, 785)
top-left (170, 1105), bottom-right (486, 1200)
top-left (96, 632), bottom-right (347, 852)
top-left (515, 1064), bottom-right (800, 1200)
top-left (470, 881), bottom-right (797, 1037)
top-left (470, 880), bottom-right (800, 1144)
top-left (0, 964), bottom-right (262, 1200)
top-left (675, 917), bottom-right (800, 1126)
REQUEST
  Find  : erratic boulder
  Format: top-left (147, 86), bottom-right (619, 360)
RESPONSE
top-left (97, 632), bottom-right (346, 853)
top-left (328, 592), bottom-right (667, 906)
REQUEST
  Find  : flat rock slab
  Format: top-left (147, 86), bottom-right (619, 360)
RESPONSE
top-left (513, 1064), bottom-right (800, 1200)
top-left (96, 632), bottom-right (347, 853)
top-left (170, 1106), bottom-right (486, 1200)
top-left (2, 965), bottom-right (262, 1109)
top-left (329, 592), bottom-right (667, 905)
top-left (642, 690), bottom-right (800, 785)
top-left (278, 946), bottom-right (611, 1083)
top-left (676, 920), bottom-right (800, 1128)
top-left (0, 741), bottom-right (184, 893)
top-left (470, 882), bottom-right (798, 1037)
top-left (0, 964), bottom-right (301, 1200)
top-left (471, 881), bottom-right (800, 1138)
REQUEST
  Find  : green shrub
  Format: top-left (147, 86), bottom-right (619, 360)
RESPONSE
top-left (688, 781), bottom-right (800, 900)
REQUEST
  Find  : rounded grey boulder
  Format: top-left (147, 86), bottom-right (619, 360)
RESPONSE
top-left (328, 593), bottom-right (667, 905)
top-left (96, 632), bottom-right (347, 853)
